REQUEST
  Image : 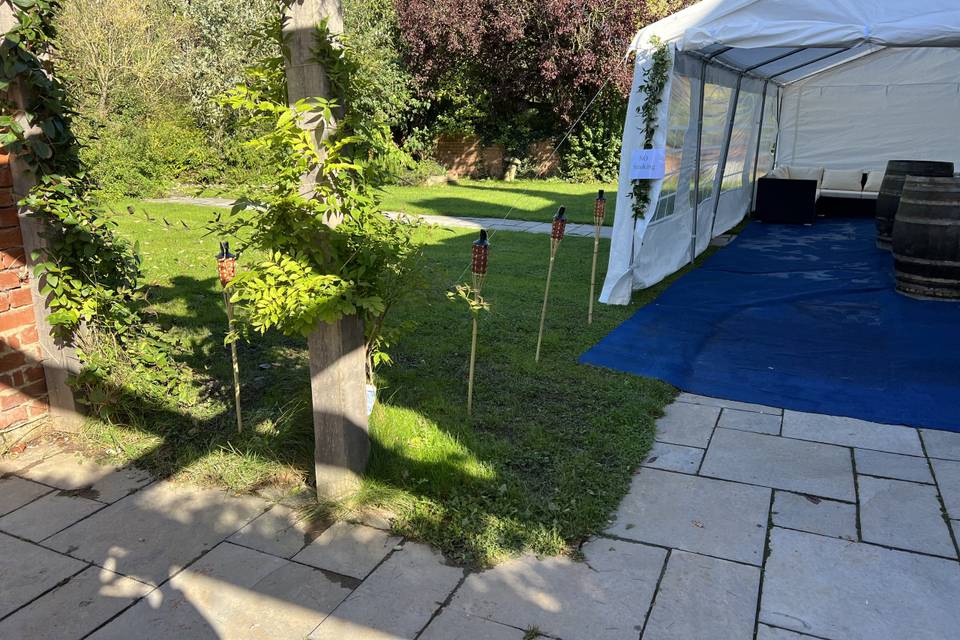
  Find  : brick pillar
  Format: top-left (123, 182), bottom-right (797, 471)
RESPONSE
top-left (0, 150), bottom-right (49, 432)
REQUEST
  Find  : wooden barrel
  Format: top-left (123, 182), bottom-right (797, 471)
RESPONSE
top-left (875, 160), bottom-right (954, 249)
top-left (892, 176), bottom-right (960, 300)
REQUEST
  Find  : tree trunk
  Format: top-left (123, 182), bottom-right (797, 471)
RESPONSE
top-left (281, 0), bottom-right (368, 500)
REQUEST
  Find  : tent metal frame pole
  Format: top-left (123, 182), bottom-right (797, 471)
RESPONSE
top-left (690, 60), bottom-right (708, 264)
top-left (748, 81), bottom-right (770, 213)
top-left (767, 48), bottom-right (852, 81)
top-left (709, 73), bottom-right (742, 239)
top-left (743, 47), bottom-right (807, 72)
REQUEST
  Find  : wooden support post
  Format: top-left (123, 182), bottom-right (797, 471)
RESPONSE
top-left (307, 315), bottom-right (368, 499)
top-left (282, 0), bottom-right (368, 500)
top-left (1, 1), bottom-right (82, 431)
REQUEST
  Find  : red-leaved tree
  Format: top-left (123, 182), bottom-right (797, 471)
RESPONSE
top-left (395, 0), bottom-right (689, 128)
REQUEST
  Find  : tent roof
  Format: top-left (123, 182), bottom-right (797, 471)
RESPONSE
top-left (631, 0), bottom-right (960, 85)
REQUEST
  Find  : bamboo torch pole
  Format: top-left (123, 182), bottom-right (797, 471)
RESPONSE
top-left (216, 241), bottom-right (242, 433)
top-left (535, 207), bottom-right (567, 363)
top-left (467, 230), bottom-right (489, 415)
top-left (588, 189), bottom-right (606, 325)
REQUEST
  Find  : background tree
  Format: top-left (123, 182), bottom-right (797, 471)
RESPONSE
top-left (395, 0), bottom-right (691, 175)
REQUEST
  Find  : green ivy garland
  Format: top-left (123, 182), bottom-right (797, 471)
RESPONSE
top-left (630, 40), bottom-right (671, 219)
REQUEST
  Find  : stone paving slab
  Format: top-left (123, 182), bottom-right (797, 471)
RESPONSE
top-left (782, 410), bottom-right (922, 455)
top-left (771, 491), bottom-right (857, 540)
top-left (757, 624), bottom-right (819, 639)
top-left (91, 542), bottom-right (352, 640)
top-left (641, 441), bottom-right (703, 474)
top-left (920, 429), bottom-right (960, 461)
top-left (0, 476), bottom-right (52, 516)
top-left (857, 476), bottom-right (955, 557)
top-left (701, 428), bottom-right (855, 501)
top-left (228, 504), bottom-right (315, 558)
top-left (608, 468), bottom-right (770, 565)
top-left (0, 565), bottom-right (152, 640)
top-left (654, 402), bottom-right (719, 448)
top-left (929, 457), bottom-right (960, 518)
top-left (0, 531), bottom-right (87, 618)
top-left (46, 480), bottom-right (267, 585)
top-left (761, 527), bottom-right (960, 640)
top-left (12, 453), bottom-right (153, 503)
top-left (293, 521), bottom-right (401, 580)
top-left (310, 541), bottom-right (463, 640)
top-left (0, 446), bottom-right (60, 476)
top-left (676, 392), bottom-right (781, 415)
top-left (0, 491), bottom-right (103, 542)
top-left (854, 449), bottom-right (932, 483)
top-left (451, 537), bottom-right (666, 640)
top-left (717, 408), bottom-right (782, 435)
top-left (420, 609), bottom-right (525, 640)
top-left (643, 550), bottom-right (760, 640)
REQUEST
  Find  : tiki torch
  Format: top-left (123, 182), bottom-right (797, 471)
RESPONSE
top-left (588, 190), bottom-right (606, 325)
top-left (216, 241), bottom-right (242, 433)
top-left (535, 207), bottom-right (567, 362)
top-left (467, 229), bottom-right (489, 415)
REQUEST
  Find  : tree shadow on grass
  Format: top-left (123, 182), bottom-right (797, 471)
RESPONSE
top-left (28, 227), bottom-right (712, 567)
top-left (381, 179), bottom-right (618, 225)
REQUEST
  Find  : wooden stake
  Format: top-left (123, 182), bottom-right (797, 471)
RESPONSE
top-left (536, 207), bottom-right (567, 362)
top-left (588, 190), bottom-right (606, 325)
top-left (588, 234), bottom-right (600, 325)
top-left (467, 315), bottom-right (478, 415)
top-left (222, 292), bottom-right (243, 433)
top-left (535, 239), bottom-right (559, 362)
top-left (467, 230), bottom-right (489, 415)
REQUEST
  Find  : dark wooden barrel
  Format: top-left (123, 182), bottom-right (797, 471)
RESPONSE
top-left (892, 176), bottom-right (960, 300)
top-left (875, 160), bottom-right (954, 249)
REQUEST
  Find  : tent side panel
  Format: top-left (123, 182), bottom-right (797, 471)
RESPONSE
top-left (778, 47), bottom-right (960, 170)
top-left (631, 54), bottom-right (702, 289)
top-left (600, 46), bottom-right (676, 304)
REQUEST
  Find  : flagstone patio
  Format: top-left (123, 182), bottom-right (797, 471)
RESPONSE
top-left (1, 394), bottom-right (959, 639)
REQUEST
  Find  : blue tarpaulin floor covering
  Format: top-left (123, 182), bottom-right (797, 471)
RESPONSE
top-left (581, 219), bottom-right (960, 432)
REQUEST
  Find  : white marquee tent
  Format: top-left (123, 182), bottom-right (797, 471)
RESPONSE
top-left (600, 0), bottom-right (960, 304)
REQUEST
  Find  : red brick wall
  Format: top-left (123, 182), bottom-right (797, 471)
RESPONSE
top-left (433, 135), bottom-right (560, 179)
top-left (0, 150), bottom-right (48, 431)
top-left (434, 135), bottom-right (505, 179)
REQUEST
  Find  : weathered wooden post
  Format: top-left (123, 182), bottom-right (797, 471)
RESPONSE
top-left (1, 1), bottom-right (82, 433)
top-left (282, 0), bottom-right (369, 500)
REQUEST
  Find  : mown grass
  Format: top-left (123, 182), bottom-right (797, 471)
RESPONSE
top-left (86, 197), bottom-right (691, 567)
top-left (377, 178), bottom-right (617, 225)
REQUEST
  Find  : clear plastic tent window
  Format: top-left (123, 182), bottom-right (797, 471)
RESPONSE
top-left (600, 0), bottom-right (960, 305)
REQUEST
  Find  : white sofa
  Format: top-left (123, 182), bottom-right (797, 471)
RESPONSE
top-left (767, 165), bottom-right (884, 200)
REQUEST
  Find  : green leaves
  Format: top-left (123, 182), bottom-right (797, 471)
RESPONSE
top-left (208, 24), bottom-right (425, 371)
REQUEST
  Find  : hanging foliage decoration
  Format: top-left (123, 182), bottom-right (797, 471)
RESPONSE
top-left (630, 39), bottom-right (671, 219)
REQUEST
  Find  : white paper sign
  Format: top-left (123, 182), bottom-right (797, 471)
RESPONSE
top-left (629, 148), bottom-right (666, 180)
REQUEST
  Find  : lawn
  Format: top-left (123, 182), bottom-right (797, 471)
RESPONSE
top-left (378, 178), bottom-right (617, 225)
top-left (88, 197), bottom-right (684, 567)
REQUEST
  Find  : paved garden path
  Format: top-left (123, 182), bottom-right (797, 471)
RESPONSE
top-left (146, 196), bottom-right (614, 239)
top-left (2, 395), bottom-right (960, 639)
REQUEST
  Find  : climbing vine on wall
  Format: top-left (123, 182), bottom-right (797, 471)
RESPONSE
top-left (630, 39), bottom-right (671, 219)
top-left (2, 0), bottom-right (144, 340)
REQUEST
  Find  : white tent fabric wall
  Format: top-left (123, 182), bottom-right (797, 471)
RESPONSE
top-left (778, 47), bottom-right (960, 170)
top-left (600, 0), bottom-right (960, 305)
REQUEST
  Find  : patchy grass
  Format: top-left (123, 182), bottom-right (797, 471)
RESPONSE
top-left (86, 198), bottom-right (690, 567)
top-left (378, 179), bottom-right (617, 225)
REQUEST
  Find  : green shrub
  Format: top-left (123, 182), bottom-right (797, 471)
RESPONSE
top-left (82, 113), bottom-right (221, 198)
top-left (562, 113), bottom-right (624, 183)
